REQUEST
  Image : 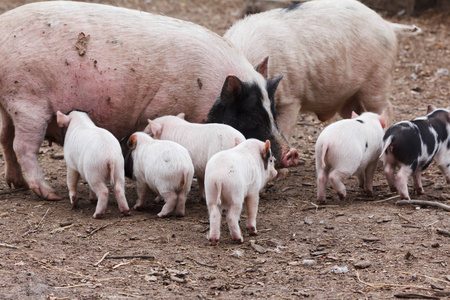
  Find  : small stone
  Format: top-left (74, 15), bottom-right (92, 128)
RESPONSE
top-left (250, 242), bottom-right (267, 254)
top-left (304, 217), bottom-right (313, 225)
top-left (302, 259), bottom-right (316, 266)
top-left (431, 242), bottom-right (440, 248)
top-left (354, 260), bottom-right (371, 269)
top-left (431, 283), bottom-right (444, 290)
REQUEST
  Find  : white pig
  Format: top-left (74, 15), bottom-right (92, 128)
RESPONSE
top-left (315, 112), bottom-right (386, 203)
top-left (143, 113), bottom-right (246, 200)
top-left (205, 139), bottom-right (277, 246)
top-left (127, 132), bottom-right (194, 218)
top-left (224, 0), bottom-right (420, 138)
top-left (56, 110), bottom-right (130, 218)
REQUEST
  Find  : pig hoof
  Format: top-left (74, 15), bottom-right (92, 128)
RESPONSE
top-left (247, 226), bottom-right (258, 236)
top-left (209, 238), bottom-right (218, 246)
top-left (415, 188), bottom-right (425, 195)
top-left (157, 212), bottom-right (169, 218)
top-left (93, 212), bottom-right (104, 219)
top-left (175, 212), bottom-right (185, 218)
top-left (133, 204), bottom-right (144, 211)
top-left (122, 209), bottom-right (131, 216)
top-left (233, 237), bottom-right (244, 244)
top-left (338, 193), bottom-right (346, 201)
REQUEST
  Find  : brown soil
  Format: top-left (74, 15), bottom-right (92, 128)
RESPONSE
top-left (0, 1), bottom-right (449, 299)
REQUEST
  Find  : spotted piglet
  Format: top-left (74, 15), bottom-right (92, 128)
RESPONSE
top-left (315, 112), bottom-right (386, 203)
top-left (56, 111), bottom-right (130, 218)
top-left (205, 139), bottom-right (277, 246)
top-left (381, 105), bottom-right (450, 199)
top-left (127, 132), bottom-right (194, 218)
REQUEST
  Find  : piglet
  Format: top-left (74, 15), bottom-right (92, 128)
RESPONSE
top-left (127, 132), bottom-right (194, 217)
top-left (315, 112), bottom-right (386, 203)
top-left (56, 111), bottom-right (130, 218)
top-left (205, 139), bottom-right (277, 246)
top-left (144, 113), bottom-right (246, 200)
top-left (381, 105), bottom-right (450, 199)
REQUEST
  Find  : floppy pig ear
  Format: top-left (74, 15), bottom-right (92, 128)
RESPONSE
top-left (255, 56), bottom-right (269, 79)
top-left (127, 134), bottom-right (137, 150)
top-left (351, 111), bottom-right (359, 119)
top-left (56, 111), bottom-right (70, 128)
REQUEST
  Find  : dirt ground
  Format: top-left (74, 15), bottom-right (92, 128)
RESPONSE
top-left (0, 0), bottom-right (449, 299)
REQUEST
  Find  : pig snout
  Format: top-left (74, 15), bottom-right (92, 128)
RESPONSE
top-left (281, 147), bottom-right (299, 168)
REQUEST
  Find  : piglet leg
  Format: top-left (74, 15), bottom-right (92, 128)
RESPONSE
top-left (384, 162), bottom-right (397, 193)
top-left (226, 203), bottom-right (244, 244)
top-left (329, 170), bottom-right (348, 200)
top-left (134, 180), bottom-right (148, 210)
top-left (208, 204), bottom-right (221, 246)
top-left (175, 194), bottom-right (187, 217)
top-left (113, 178), bottom-right (130, 216)
top-left (396, 166), bottom-right (412, 200)
top-left (245, 194), bottom-right (259, 236)
top-left (157, 191), bottom-right (177, 218)
top-left (66, 168), bottom-right (80, 209)
top-left (412, 172), bottom-right (424, 195)
top-left (316, 169), bottom-right (328, 203)
top-left (89, 182), bottom-right (109, 219)
top-left (363, 160), bottom-right (378, 196)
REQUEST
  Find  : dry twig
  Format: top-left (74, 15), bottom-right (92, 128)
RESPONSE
top-left (0, 188), bottom-right (28, 196)
top-left (94, 252), bottom-right (110, 267)
top-left (186, 256), bottom-right (217, 268)
top-left (105, 255), bottom-right (155, 260)
top-left (396, 200), bottom-right (450, 211)
top-left (355, 271), bottom-right (428, 290)
top-left (395, 271), bottom-right (450, 285)
top-left (0, 242), bottom-right (18, 249)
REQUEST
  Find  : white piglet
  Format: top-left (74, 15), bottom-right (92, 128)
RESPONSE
top-left (56, 110), bottom-right (130, 218)
top-left (127, 132), bottom-right (194, 218)
top-left (315, 112), bottom-right (386, 203)
top-left (144, 113), bottom-right (246, 200)
top-left (205, 139), bottom-right (277, 246)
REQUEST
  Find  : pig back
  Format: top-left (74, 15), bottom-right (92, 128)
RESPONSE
top-left (0, 1), bottom-right (261, 143)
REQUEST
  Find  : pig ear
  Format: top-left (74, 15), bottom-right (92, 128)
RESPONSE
top-left (56, 111), bottom-right (70, 128)
top-left (127, 134), bottom-right (137, 150)
top-left (148, 120), bottom-right (162, 138)
top-left (255, 56), bottom-right (269, 79)
top-left (379, 111), bottom-right (387, 129)
top-left (427, 104), bottom-right (437, 114)
top-left (177, 113), bottom-right (186, 119)
top-left (351, 111), bottom-right (359, 119)
top-left (261, 140), bottom-right (271, 157)
top-left (234, 137), bottom-right (242, 147)
top-left (267, 75), bottom-right (283, 100)
top-left (220, 75), bottom-right (243, 104)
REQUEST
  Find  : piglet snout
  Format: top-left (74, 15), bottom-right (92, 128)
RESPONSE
top-left (281, 148), bottom-right (299, 167)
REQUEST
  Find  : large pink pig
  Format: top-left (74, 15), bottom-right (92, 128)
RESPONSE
top-left (224, 0), bottom-right (421, 138)
top-left (0, 1), bottom-right (298, 200)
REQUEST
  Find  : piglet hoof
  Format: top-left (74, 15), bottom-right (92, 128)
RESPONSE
top-left (157, 212), bottom-right (169, 218)
top-left (121, 209), bottom-right (131, 217)
top-left (133, 204), bottom-right (144, 211)
top-left (70, 199), bottom-right (79, 209)
top-left (175, 212), bottom-right (185, 218)
top-left (365, 190), bottom-right (374, 197)
top-left (233, 237), bottom-right (244, 244)
top-left (338, 193), bottom-right (346, 201)
top-left (247, 226), bottom-right (258, 236)
top-left (209, 238), bottom-right (218, 246)
top-left (415, 188), bottom-right (425, 195)
top-left (93, 211), bottom-right (105, 219)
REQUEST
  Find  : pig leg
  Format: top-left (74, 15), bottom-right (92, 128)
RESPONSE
top-left (275, 100), bottom-right (301, 140)
top-left (0, 107), bottom-right (28, 189)
top-left (89, 181), bottom-right (109, 219)
top-left (396, 166), bottom-right (412, 200)
top-left (174, 194), bottom-right (187, 217)
top-left (89, 189), bottom-right (98, 204)
top-left (328, 170), bottom-right (349, 200)
top-left (197, 176), bottom-right (206, 201)
top-left (157, 191), bottom-right (177, 218)
top-left (316, 168), bottom-right (328, 203)
top-left (412, 172), bottom-right (424, 195)
top-left (11, 111), bottom-right (60, 200)
top-left (226, 203), bottom-right (244, 244)
top-left (66, 168), bottom-right (80, 209)
top-left (384, 162), bottom-right (397, 192)
top-left (134, 180), bottom-right (148, 210)
top-left (245, 193), bottom-right (259, 236)
top-left (208, 204), bottom-right (221, 246)
top-left (363, 161), bottom-right (378, 196)
top-left (113, 178), bottom-right (130, 216)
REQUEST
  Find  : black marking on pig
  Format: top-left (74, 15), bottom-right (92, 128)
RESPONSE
top-left (283, 3), bottom-right (302, 11)
top-left (383, 123), bottom-right (421, 172)
top-left (207, 77), bottom-right (284, 167)
top-left (356, 119), bottom-right (364, 124)
top-left (365, 142), bottom-right (368, 150)
top-left (120, 134), bottom-right (134, 179)
top-left (197, 78), bottom-right (203, 90)
top-left (267, 75), bottom-right (283, 121)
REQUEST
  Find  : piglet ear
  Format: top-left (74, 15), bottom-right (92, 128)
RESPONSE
top-left (127, 134), bottom-right (137, 150)
top-left (427, 104), bottom-right (437, 114)
top-left (177, 113), bottom-right (186, 119)
top-left (56, 111), bottom-right (70, 128)
top-left (255, 56), bottom-right (269, 79)
top-left (261, 140), bottom-right (271, 157)
top-left (220, 75), bottom-right (243, 105)
top-left (234, 137), bottom-right (242, 147)
top-left (147, 120), bottom-right (162, 139)
top-left (379, 111), bottom-right (387, 129)
top-left (351, 111), bottom-right (359, 119)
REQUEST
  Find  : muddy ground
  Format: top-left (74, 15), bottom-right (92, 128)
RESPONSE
top-left (0, 0), bottom-right (449, 299)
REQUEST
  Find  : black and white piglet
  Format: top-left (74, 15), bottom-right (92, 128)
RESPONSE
top-left (381, 105), bottom-right (450, 199)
